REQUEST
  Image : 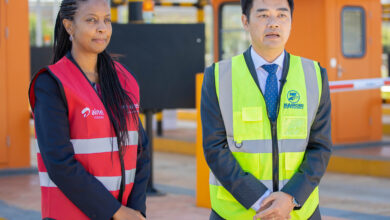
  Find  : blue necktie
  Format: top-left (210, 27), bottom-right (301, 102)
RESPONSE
top-left (262, 64), bottom-right (279, 121)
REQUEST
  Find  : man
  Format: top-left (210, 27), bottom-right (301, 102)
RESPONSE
top-left (200, 0), bottom-right (332, 219)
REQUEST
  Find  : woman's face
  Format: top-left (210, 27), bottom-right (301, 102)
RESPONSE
top-left (64, 0), bottom-right (112, 54)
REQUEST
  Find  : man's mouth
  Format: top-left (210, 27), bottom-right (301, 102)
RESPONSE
top-left (265, 33), bottom-right (280, 38)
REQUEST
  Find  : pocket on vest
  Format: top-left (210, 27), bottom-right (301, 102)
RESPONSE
top-left (284, 152), bottom-right (305, 179)
top-left (280, 116), bottom-right (307, 139)
top-left (242, 107), bottom-right (262, 121)
top-left (235, 107), bottom-right (264, 141)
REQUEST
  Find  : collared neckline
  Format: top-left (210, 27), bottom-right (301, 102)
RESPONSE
top-left (251, 47), bottom-right (285, 70)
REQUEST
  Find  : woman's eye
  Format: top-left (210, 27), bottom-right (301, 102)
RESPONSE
top-left (87, 18), bottom-right (97, 23)
top-left (105, 18), bottom-right (111, 23)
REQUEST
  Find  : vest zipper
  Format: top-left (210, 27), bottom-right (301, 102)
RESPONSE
top-left (272, 78), bottom-right (287, 192)
top-left (267, 78), bottom-right (287, 192)
top-left (269, 120), bottom-right (278, 192)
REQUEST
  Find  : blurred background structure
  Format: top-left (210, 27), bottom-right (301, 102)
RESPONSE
top-left (0, 0), bottom-right (390, 219)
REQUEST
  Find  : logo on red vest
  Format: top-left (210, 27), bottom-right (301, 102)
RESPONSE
top-left (81, 107), bottom-right (105, 119)
top-left (81, 107), bottom-right (90, 117)
top-left (124, 103), bottom-right (140, 114)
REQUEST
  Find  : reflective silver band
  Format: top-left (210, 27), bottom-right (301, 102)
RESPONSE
top-left (218, 59), bottom-right (234, 138)
top-left (39, 169), bottom-right (136, 191)
top-left (228, 137), bottom-right (307, 153)
top-left (209, 171), bottom-right (289, 191)
top-left (301, 57), bottom-right (320, 133)
top-left (35, 131), bottom-right (138, 154)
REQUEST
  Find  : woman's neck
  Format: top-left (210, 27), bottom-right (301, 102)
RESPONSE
top-left (71, 48), bottom-right (99, 83)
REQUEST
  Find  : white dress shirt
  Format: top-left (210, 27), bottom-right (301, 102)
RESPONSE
top-left (250, 47), bottom-right (285, 212)
top-left (251, 47), bottom-right (285, 93)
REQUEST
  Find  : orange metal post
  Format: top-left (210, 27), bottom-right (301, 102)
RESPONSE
top-left (211, 0), bottom-right (238, 62)
top-left (195, 73), bottom-right (211, 208)
top-left (0, 0), bottom-right (30, 169)
top-left (0, 0), bottom-right (8, 165)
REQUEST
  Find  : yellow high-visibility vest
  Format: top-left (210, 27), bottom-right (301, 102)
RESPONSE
top-left (210, 54), bottom-right (322, 219)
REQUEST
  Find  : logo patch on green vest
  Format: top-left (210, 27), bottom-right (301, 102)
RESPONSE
top-left (284, 90), bottom-right (304, 109)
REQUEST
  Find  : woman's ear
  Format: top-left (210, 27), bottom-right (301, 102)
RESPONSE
top-left (62, 19), bottom-right (74, 36)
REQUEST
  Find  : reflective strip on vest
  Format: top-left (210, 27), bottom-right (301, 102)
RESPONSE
top-left (209, 171), bottom-right (285, 192)
top-left (39, 169), bottom-right (136, 191)
top-left (217, 59), bottom-right (234, 138)
top-left (210, 54), bottom-right (321, 219)
top-left (226, 137), bottom-right (307, 153)
top-left (301, 57), bottom-right (320, 133)
top-left (35, 131), bottom-right (138, 154)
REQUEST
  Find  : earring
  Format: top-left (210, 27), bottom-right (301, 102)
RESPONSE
top-left (69, 35), bottom-right (73, 42)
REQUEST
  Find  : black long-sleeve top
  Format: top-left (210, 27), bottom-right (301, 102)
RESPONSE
top-left (32, 54), bottom-right (150, 219)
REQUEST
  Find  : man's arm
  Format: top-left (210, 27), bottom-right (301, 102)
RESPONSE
top-left (201, 64), bottom-right (269, 210)
top-left (280, 65), bottom-right (332, 207)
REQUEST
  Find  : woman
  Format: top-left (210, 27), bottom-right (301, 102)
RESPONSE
top-left (28, 0), bottom-right (150, 219)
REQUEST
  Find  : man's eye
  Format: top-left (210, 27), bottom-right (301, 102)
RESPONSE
top-left (87, 18), bottom-right (96, 23)
top-left (105, 18), bottom-right (111, 23)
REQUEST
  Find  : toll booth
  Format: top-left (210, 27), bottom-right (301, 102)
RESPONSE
top-left (0, 0), bottom-right (31, 169)
top-left (211, 0), bottom-right (383, 145)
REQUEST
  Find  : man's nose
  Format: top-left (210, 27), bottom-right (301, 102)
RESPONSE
top-left (267, 16), bottom-right (280, 29)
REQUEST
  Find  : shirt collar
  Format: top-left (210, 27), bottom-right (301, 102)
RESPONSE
top-left (251, 46), bottom-right (285, 70)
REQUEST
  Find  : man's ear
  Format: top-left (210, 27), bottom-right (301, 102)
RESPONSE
top-left (62, 18), bottom-right (74, 36)
top-left (242, 14), bottom-right (249, 31)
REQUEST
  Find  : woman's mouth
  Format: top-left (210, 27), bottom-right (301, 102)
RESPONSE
top-left (92, 39), bottom-right (107, 44)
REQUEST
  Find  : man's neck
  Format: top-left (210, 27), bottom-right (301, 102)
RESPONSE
top-left (252, 46), bottom-right (284, 63)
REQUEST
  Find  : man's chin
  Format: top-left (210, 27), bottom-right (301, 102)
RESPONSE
top-left (263, 44), bottom-right (285, 51)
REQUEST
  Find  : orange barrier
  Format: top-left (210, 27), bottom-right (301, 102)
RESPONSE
top-left (195, 73), bottom-right (211, 208)
top-left (0, 0), bottom-right (30, 169)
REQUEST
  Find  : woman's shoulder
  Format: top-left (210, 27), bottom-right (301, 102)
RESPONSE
top-left (30, 69), bottom-right (67, 110)
top-left (34, 71), bottom-right (57, 87)
top-left (32, 70), bottom-right (63, 97)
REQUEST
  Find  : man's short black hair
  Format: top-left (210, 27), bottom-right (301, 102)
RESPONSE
top-left (241, 0), bottom-right (294, 20)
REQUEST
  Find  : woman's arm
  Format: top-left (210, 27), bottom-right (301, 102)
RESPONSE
top-left (126, 119), bottom-right (150, 217)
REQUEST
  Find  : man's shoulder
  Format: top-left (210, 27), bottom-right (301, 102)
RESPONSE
top-left (204, 63), bottom-right (215, 74)
top-left (287, 52), bottom-right (327, 72)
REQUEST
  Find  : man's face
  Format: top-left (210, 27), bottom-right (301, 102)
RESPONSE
top-left (242, 0), bottom-right (292, 52)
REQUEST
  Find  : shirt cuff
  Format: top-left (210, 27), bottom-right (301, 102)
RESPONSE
top-left (251, 189), bottom-right (272, 212)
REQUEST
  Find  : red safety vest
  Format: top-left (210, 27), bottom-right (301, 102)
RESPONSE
top-left (29, 56), bottom-right (139, 219)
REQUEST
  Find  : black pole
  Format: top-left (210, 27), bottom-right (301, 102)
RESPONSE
top-left (387, 53), bottom-right (390, 77)
top-left (157, 120), bottom-right (163, 136)
top-left (145, 110), bottom-right (163, 196)
top-left (157, 111), bottom-right (163, 136)
top-left (128, 0), bottom-right (144, 22)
